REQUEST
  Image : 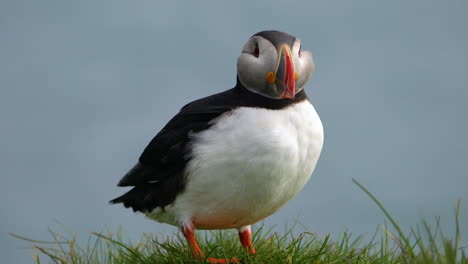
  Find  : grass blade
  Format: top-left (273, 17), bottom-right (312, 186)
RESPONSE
top-left (352, 178), bottom-right (415, 258)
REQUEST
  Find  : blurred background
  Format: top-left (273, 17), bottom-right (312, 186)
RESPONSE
top-left (1, 0), bottom-right (467, 263)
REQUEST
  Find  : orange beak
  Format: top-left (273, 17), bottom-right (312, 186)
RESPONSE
top-left (274, 45), bottom-right (296, 99)
top-left (265, 45), bottom-right (298, 99)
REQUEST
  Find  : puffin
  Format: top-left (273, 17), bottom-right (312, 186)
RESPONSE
top-left (111, 30), bottom-right (324, 263)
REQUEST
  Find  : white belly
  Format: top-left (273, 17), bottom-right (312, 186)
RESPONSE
top-left (147, 100), bottom-right (324, 229)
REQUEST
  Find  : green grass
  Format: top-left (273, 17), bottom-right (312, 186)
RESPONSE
top-left (12, 180), bottom-right (467, 263)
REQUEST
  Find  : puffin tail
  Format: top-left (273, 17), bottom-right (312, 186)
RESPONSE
top-left (109, 195), bottom-right (125, 205)
top-left (109, 187), bottom-right (147, 213)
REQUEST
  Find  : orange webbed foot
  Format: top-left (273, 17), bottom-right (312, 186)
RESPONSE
top-left (206, 257), bottom-right (241, 264)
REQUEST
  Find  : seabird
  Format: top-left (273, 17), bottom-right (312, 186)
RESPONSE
top-left (111, 30), bottom-right (324, 263)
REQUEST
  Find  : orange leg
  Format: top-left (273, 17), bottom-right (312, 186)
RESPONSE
top-left (238, 225), bottom-right (256, 254)
top-left (181, 223), bottom-right (240, 264)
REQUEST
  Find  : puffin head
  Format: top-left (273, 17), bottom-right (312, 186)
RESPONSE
top-left (237, 30), bottom-right (315, 100)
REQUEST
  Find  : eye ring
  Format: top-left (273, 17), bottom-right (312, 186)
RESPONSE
top-left (253, 43), bottom-right (259, 58)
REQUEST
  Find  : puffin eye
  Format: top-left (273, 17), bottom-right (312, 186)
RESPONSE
top-left (298, 45), bottom-right (302, 57)
top-left (253, 43), bottom-right (259, 58)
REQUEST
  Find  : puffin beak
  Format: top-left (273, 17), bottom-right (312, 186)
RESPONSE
top-left (275, 45), bottom-right (296, 99)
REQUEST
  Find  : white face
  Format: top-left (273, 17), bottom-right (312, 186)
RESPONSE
top-left (237, 35), bottom-right (314, 99)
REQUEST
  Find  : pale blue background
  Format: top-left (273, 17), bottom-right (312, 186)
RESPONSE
top-left (1, 0), bottom-right (467, 263)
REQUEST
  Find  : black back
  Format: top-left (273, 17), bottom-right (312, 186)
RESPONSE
top-left (252, 30), bottom-right (297, 49)
top-left (110, 80), bottom-right (308, 213)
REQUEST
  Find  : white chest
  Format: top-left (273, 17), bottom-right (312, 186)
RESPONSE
top-left (148, 100), bottom-right (324, 229)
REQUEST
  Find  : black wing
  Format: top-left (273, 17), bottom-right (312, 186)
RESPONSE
top-left (109, 91), bottom-right (236, 213)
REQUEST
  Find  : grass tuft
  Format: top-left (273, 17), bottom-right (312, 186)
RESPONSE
top-left (12, 180), bottom-right (467, 263)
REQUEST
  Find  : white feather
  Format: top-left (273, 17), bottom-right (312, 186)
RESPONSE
top-left (147, 100), bottom-right (324, 229)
